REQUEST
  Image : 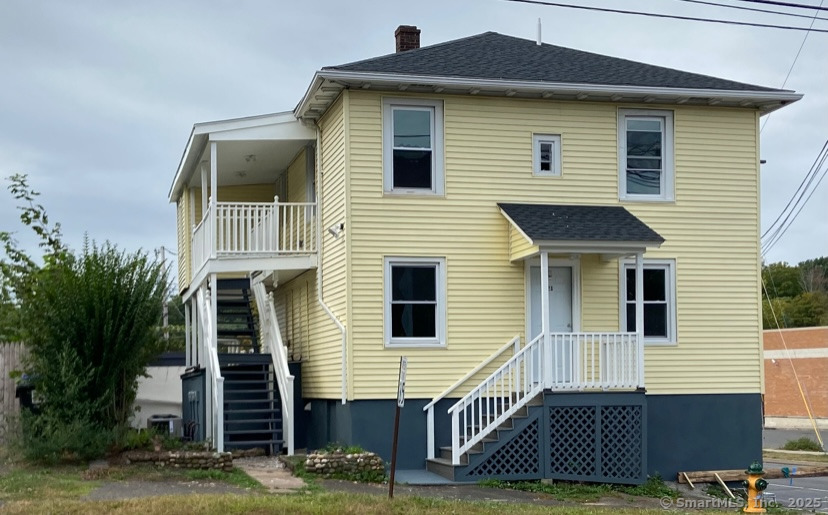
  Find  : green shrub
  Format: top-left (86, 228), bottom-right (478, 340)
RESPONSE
top-left (782, 437), bottom-right (823, 452)
top-left (1, 174), bottom-right (169, 463)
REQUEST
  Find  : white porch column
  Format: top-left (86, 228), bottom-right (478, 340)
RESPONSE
top-left (540, 251), bottom-right (551, 389)
top-left (209, 142), bottom-right (218, 260)
top-left (184, 300), bottom-right (191, 367)
top-left (635, 252), bottom-right (645, 387)
top-left (191, 297), bottom-right (199, 365)
top-left (200, 162), bottom-right (209, 218)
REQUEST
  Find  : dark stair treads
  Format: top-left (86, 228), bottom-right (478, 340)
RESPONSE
top-left (221, 361), bottom-right (283, 455)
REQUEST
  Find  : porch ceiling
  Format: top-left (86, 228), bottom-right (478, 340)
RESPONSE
top-left (169, 112), bottom-right (315, 201)
top-left (499, 203), bottom-right (665, 261)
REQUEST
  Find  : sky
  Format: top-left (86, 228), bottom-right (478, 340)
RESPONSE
top-left (0, 0), bottom-right (826, 276)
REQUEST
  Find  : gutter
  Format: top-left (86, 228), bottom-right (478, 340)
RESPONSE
top-left (296, 70), bottom-right (803, 119)
top-left (313, 125), bottom-right (348, 405)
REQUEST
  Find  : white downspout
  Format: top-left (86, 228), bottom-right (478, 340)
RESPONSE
top-left (313, 126), bottom-right (348, 405)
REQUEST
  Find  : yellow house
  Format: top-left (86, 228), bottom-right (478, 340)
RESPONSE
top-left (168, 26), bottom-right (801, 483)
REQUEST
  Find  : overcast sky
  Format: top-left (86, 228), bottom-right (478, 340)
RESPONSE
top-left (1, 0), bottom-right (825, 275)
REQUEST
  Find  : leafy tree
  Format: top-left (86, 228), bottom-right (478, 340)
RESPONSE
top-left (762, 258), bottom-right (828, 329)
top-left (1, 174), bottom-right (169, 461)
top-left (762, 262), bottom-right (803, 298)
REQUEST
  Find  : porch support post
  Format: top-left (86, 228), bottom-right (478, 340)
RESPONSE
top-left (209, 142), bottom-right (218, 260)
top-left (184, 300), bottom-right (191, 367)
top-left (200, 162), bottom-right (209, 218)
top-left (635, 252), bottom-right (645, 388)
top-left (540, 251), bottom-right (551, 389)
top-left (191, 296), bottom-right (199, 365)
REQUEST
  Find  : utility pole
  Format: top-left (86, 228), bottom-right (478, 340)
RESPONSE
top-left (160, 246), bottom-right (169, 342)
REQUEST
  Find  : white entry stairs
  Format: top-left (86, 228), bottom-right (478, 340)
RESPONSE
top-left (426, 394), bottom-right (544, 481)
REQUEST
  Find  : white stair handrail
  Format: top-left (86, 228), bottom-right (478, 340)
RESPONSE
top-left (251, 280), bottom-right (295, 455)
top-left (447, 333), bottom-right (545, 465)
top-left (197, 287), bottom-right (224, 452)
top-left (423, 335), bottom-right (520, 459)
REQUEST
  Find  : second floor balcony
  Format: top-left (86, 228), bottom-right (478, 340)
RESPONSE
top-left (192, 198), bottom-right (317, 283)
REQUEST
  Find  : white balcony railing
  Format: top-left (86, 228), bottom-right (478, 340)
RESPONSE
top-left (192, 199), bottom-right (316, 274)
top-left (438, 331), bottom-right (643, 465)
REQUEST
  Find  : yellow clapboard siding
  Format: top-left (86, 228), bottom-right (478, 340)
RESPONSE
top-left (176, 193), bottom-right (191, 293)
top-left (286, 147), bottom-right (309, 203)
top-left (342, 91), bottom-right (761, 399)
top-left (285, 92), bottom-right (348, 399)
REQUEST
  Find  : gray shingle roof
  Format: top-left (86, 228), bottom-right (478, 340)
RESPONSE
top-left (499, 203), bottom-right (665, 243)
top-left (327, 32), bottom-right (780, 92)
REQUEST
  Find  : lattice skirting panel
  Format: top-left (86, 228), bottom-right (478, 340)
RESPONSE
top-left (545, 393), bottom-right (647, 484)
top-left (452, 392), bottom-right (646, 484)
top-left (457, 408), bottom-right (544, 482)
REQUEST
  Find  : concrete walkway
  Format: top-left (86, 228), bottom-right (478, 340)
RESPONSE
top-left (233, 456), bottom-right (305, 493)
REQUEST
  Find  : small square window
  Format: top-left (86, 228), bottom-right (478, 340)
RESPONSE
top-left (532, 134), bottom-right (562, 176)
top-left (384, 257), bottom-right (446, 347)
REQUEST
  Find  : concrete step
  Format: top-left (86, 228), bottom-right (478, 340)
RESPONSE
top-left (425, 458), bottom-right (457, 481)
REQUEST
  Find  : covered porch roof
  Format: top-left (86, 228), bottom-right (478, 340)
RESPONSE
top-left (168, 111), bottom-right (316, 202)
top-left (499, 203), bottom-right (665, 261)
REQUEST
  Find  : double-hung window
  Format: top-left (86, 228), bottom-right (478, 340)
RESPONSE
top-left (618, 109), bottom-right (674, 201)
top-left (384, 257), bottom-right (446, 347)
top-left (622, 260), bottom-right (676, 344)
top-left (383, 98), bottom-right (444, 195)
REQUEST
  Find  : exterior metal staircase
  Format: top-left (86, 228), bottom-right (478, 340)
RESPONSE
top-left (215, 278), bottom-right (282, 454)
top-left (216, 279), bottom-right (259, 353)
top-left (220, 356), bottom-right (283, 454)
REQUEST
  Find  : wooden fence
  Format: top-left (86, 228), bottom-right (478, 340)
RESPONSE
top-left (0, 342), bottom-right (26, 441)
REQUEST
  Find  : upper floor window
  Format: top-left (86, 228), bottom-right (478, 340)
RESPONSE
top-left (618, 109), bottom-right (674, 201)
top-left (532, 134), bottom-right (562, 176)
top-left (382, 98), bottom-right (444, 195)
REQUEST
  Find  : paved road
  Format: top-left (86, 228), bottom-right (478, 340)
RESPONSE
top-left (765, 476), bottom-right (828, 514)
top-left (763, 427), bottom-right (826, 450)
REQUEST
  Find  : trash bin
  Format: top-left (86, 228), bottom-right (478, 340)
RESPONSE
top-left (147, 414), bottom-right (183, 438)
top-left (15, 383), bottom-right (40, 415)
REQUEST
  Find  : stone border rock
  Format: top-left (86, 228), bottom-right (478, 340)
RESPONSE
top-left (122, 450), bottom-right (233, 472)
top-left (304, 451), bottom-right (384, 478)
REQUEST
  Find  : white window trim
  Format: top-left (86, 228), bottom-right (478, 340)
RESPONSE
top-left (618, 258), bottom-right (677, 345)
top-left (382, 97), bottom-right (444, 196)
top-left (618, 109), bottom-right (674, 202)
top-left (532, 134), bottom-right (562, 177)
top-left (384, 256), bottom-right (447, 347)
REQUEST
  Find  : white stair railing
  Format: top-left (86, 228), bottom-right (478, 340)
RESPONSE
top-left (447, 333), bottom-right (545, 465)
top-left (423, 336), bottom-right (521, 460)
top-left (251, 280), bottom-right (295, 455)
top-left (196, 287), bottom-right (224, 452)
top-left (546, 332), bottom-right (641, 390)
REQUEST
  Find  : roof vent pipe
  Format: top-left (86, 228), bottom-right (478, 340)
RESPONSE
top-left (537, 18), bottom-right (542, 46)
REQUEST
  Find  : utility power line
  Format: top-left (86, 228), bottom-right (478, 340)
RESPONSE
top-left (732, 0), bottom-right (828, 12)
top-left (761, 0), bottom-right (825, 133)
top-left (504, 0), bottom-right (828, 32)
top-left (761, 141), bottom-right (828, 256)
top-left (676, 0), bottom-right (828, 20)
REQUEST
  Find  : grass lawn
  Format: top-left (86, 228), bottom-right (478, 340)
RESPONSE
top-left (0, 492), bottom-right (677, 514)
top-left (763, 450), bottom-right (828, 464)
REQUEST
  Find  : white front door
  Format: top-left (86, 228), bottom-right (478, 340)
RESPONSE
top-left (529, 266), bottom-right (574, 383)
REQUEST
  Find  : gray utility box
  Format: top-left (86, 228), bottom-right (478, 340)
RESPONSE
top-left (181, 367), bottom-right (206, 442)
top-left (147, 414), bottom-right (183, 437)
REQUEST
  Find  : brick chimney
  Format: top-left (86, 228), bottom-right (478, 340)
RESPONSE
top-left (395, 25), bottom-right (420, 52)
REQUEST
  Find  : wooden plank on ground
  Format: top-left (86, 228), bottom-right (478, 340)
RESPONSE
top-left (678, 466), bottom-right (828, 484)
top-left (714, 473), bottom-right (735, 498)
